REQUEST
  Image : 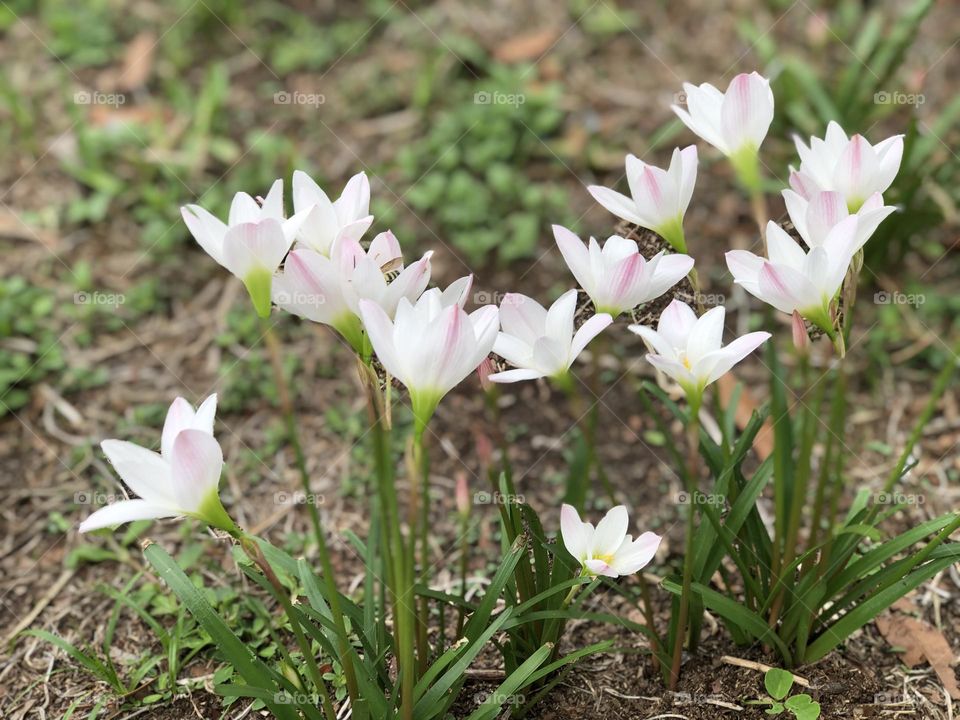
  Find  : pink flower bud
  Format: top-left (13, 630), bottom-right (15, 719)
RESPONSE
top-left (455, 473), bottom-right (470, 517)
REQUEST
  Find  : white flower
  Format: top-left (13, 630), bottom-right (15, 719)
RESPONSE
top-left (489, 290), bottom-right (612, 384)
top-left (671, 72), bottom-right (774, 157)
top-left (79, 395), bottom-right (234, 533)
top-left (181, 180), bottom-right (307, 317)
top-left (292, 170), bottom-right (374, 255)
top-left (782, 189), bottom-right (896, 251)
top-left (587, 146), bottom-right (698, 252)
top-left (629, 300), bottom-right (770, 401)
top-left (560, 504), bottom-right (661, 578)
top-left (725, 216), bottom-right (861, 333)
top-left (552, 225), bottom-right (693, 317)
top-left (790, 121), bottom-right (903, 211)
top-left (273, 231), bottom-right (434, 352)
top-left (359, 288), bottom-right (499, 426)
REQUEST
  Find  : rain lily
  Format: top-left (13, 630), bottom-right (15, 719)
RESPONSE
top-left (181, 180), bottom-right (306, 317)
top-left (553, 225), bottom-right (693, 317)
top-left (782, 188), bottom-right (896, 251)
top-left (79, 395), bottom-right (235, 534)
top-left (725, 215), bottom-right (861, 334)
top-left (292, 170), bottom-right (374, 255)
top-left (790, 121), bottom-right (903, 211)
top-left (273, 231), bottom-right (434, 353)
top-left (629, 300), bottom-right (770, 406)
top-left (671, 72), bottom-right (774, 191)
top-left (587, 146), bottom-right (698, 252)
top-left (488, 289), bottom-right (612, 384)
top-left (560, 504), bottom-right (661, 578)
top-left (359, 287), bottom-right (499, 428)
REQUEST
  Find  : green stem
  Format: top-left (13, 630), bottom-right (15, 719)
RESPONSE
top-left (414, 423), bottom-right (430, 673)
top-left (260, 318), bottom-right (359, 703)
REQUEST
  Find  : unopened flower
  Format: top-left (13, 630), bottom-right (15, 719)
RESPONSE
top-left (671, 72), bottom-right (774, 191)
top-left (181, 180), bottom-right (306, 317)
top-left (359, 290), bottom-right (499, 428)
top-left (292, 170), bottom-right (374, 255)
top-left (560, 504), bottom-right (661, 578)
top-left (587, 146), bottom-right (698, 252)
top-left (489, 290), bottom-right (612, 384)
top-left (725, 216), bottom-right (860, 334)
top-left (782, 189), bottom-right (896, 251)
top-left (629, 300), bottom-right (770, 404)
top-left (79, 395), bottom-right (235, 534)
top-left (553, 225), bottom-right (693, 317)
top-left (273, 231), bottom-right (434, 352)
top-left (790, 121), bottom-right (903, 211)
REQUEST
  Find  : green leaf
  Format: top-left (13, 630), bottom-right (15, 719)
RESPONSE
top-left (764, 668), bottom-right (795, 701)
top-left (785, 693), bottom-right (821, 720)
top-left (464, 642), bottom-right (552, 720)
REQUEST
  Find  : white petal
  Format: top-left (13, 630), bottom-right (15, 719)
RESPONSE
top-left (560, 504), bottom-right (589, 562)
top-left (766, 222), bottom-right (807, 269)
top-left (588, 185), bottom-right (645, 226)
top-left (101, 439), bottom-right (174, 505)
top-left (181, 205), bottom-right (227, 266)
top-left (489, 367), bottom-right (545, 384)
top-left (359, 300), bottom-right (405, 382)
top-left (720, 72), bottom-right (773, 153)
top-left (545, 289), bottom-right (578, 346)
top-left (687, 305), bottom-right (725, 363)
top-left (222, 219), bottom-right (291, 279)
top-left (657, 299), bottom-right (698, 350)
top-left (591, 505), bottom-right (629, 558)
top-left (169, 429), bottom-right (223, 512)
top-left (553, 225), bottom-right (592, 293)
top-left (79, 499), bottom-right (180, 533)
top-left (499, 293), bottom-right (547, 344)
top-left (702, 331), bottom-right (771, 384)
top-left (610, 531), bottom-right (661, 575)
top-left (161, 397), bottom-right (195, 460)
top-left (571, 314), bottom-right (612, 361)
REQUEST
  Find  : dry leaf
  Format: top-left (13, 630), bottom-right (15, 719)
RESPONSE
top-left (717, 374), bottom-right (773, 459)
top-left (876, 611), bottom-right (960, 699)
top-left (119, 31), bottom-right (157, 91)
top-left (493, 28), bottom-right (560, 63)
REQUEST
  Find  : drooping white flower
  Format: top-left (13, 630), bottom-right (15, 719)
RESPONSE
top-left (782, 189), bottom-right (896, 251)
top-left (552, 225), bottom-right (693, 317)
top-left (272, 231), bottom-right (434, 352)
top-left (181, 180), bottom-right (306, 317)
top-left (629, 300), bottom-right (770, 402)
top-left (671, 72), bottom-right (774, 190)
top-left (790, 121), bottom-right (903, 211)
top-left (292, 170), bottom-right (374, 255)
top-left (489, 290), bottom-right (612, 384)
top-left (587, 146), bottom-right (698, 252)
top-left (359, 289), bottom-right (499, 427)
top-left (79, 395), bottom-right (234, 534)
top-left (560, 504), bottom-right (661, 578)
top-left (725, 216), bottom-right (862, 333)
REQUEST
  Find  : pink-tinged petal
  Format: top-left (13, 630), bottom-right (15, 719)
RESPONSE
top-left (500, 293), bottom-right (548, 343)
top-left (788, 169), bottom-right (820, 200)
top-left (274, 248), bottom-right (346, 323)
top-left (605, 253), bottom-right (644, 313)
top-left (836, 134), bottom-right (880, 206)
top-left (585, 558), bottom-right (619, 577)
top-left (368, 230), bottom-right (402, 266)
top-left (805, 191), bottom-right (848, 246)
top-left (781, 188), bottom-right (810, 244)
top-left (79, 499), bottom-right (179, 533)
top-left (766, 222), bottom-right (807, 268)
top-left (702, 331), bottom-right (771, 385)
top-left (757, 262), bottom-right (814, 314)
top-left (673, 82), bottom-right (726, 151)
top-left (725, 249), bottom-right (764, 295)
top-left (599, 235), bottom-right (639, 263)
top-left (720, 72), bottom-right (774, 153)
top-left (611, 531), bottom-right (661, 575)
top-left (643, 252), bottom-right (694, 301)
top-left (467, 305), bottom-right (501, 371)
top-left (441, 275), bottom-right (473, 309)
top-left (101, 439), bottom-right (174, 505)
top-left (193, 394), bottom-right (218, 436)
top-left (553, 225), bottom-right (592, 292)
top-left (628, 324), bottom-right (675, 359)
top-left (489, 367), bottom-right (546, 384)
top-left (334, 172), bottom-right (371, 225)
top-left (591, 505), bottom-right (629, 558)
top-left (229, 192), bottom-right (261, 225)
top-left (428, 306), bottom-right (474, 396)
top-left (634, 164), bottom-right (671, 226)
top-left (382, 252), bottom-right (432, 316)
top-left (687, 305), bottom-right (726, 362)
top-left (587, 185), bottom-right (646, 226)
top-left (657, 299), bottom-right (698, 350)
top-left (571, 314), bottom-right (613, 361)
top-left (169, 429), bottom-right (223, 512)
top-left (161, 397), bottom-right (195, 460)
top-left (359, 299), bottom-right (405, 381)
top-left (181, 205), bottom-right (227, 265)
top-left (872, 135), bottom-right (903, 195)
top-left (222, 219), bottom-right (291, 279)
top-left (677, 145), bottom-right (698, 212)
top-left (545, 289), bottom-right (578, 346)
top-left (560, 504), bottom-right (588, 561)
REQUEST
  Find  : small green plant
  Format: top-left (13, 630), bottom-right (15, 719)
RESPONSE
top-left (748, 668), bottom-right (821, 719)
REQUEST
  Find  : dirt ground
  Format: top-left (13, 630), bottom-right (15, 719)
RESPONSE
top-left (1, 1), bottom-right (959, 719)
